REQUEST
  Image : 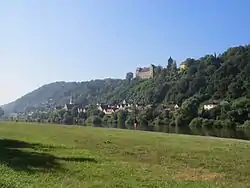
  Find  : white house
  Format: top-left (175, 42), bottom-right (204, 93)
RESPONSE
top-left (203, 104), bottom-right (218, 110)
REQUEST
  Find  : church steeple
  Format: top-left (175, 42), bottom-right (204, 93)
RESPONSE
top-left (69, 94), bottom-right (73, 104)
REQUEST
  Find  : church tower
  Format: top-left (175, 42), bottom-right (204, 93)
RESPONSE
top-left (69, 94), bottom-right (73, 105)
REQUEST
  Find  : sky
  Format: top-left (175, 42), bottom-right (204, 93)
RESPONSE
top-left (0, 0), bottom-right (250, 105)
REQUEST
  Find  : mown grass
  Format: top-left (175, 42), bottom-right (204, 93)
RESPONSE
top-left (0, 122), bottom-right (250, 188)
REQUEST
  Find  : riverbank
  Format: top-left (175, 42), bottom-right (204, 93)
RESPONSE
top-left (0, 122), bottom-right (249, 187)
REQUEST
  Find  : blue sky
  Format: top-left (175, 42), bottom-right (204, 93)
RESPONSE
top-left (0, 0), bottom-right (250, 105)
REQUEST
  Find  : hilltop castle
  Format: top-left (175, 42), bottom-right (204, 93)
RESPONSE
top-left (135, 57), bottom-right (178, 79)
top-left (135, 64), bottom-right (154, 79)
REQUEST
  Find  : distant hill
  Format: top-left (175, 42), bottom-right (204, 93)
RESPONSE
top-left (2, 44), bottom-right (250, 116)
top-left (2, 79), bottom-right (124, 114)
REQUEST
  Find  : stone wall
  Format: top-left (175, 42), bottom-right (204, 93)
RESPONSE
top-left (136, 65), bottom-right (154, 79)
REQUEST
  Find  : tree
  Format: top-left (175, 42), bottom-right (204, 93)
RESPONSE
top-left (117, 110), bottom-right (126, 129)
top-left (189, 117), bottom-right (203, 129)
top-left (170, 61), bottom-right (177, 74)
top-left (92, 116), bottom-right (102, 127)
top-left (228, 80), bottom-right (244, 99)
top-left (86, 105), bottom-right (100, 117)
top-left (71, 106), bottom-right (78, 118)
top-left (126, 72), bottom-right (134, 83)
top-left (175, 97), bottom-right (199, 127)
top-left (167, 56), bottom-right (174, 69)
top-left (78, 111), bottom-right (87, 120)
top-left (0, 107), bottom-right (4, 118)
top-left (62, 112), bottom-right (73, 125)
top-left (102, 115), bottom-right (110, 127)
top-left (125, 115), bottom-right (134, 129)
top-left (137, 114), bottom-right (149, 130)
top-left (228, 98), bottom-right (250, 124)
top-left (58, 109), bottom-right (66, 119)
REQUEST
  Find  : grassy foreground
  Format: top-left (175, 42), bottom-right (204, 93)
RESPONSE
top-left (0, 122), bottom-right (250, 188)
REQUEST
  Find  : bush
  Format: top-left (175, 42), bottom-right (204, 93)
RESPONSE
top-left (86, 116), bottom-right (102, 127)
top-left (201, 119), bottom-right (214, 128)
top-left (189, 117), bottom-right (203, 129)
top-left (242, 120), bottom-right (250, 128)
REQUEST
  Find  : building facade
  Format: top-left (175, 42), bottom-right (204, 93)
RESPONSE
top-left (180, 63), bottom-right (186, 70)
top-left (135, 64), bottom-right (154, 79)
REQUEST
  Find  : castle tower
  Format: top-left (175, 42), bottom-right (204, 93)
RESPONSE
top-left (167, 56), bottom-right (174, 68)
top-left (168, 56), bottom-right (173, 64)
top-left (149, 64), bottom-right (154, 78)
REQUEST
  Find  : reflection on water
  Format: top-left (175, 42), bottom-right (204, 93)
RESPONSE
top-left (104, 122), bottom-right (250, 140)
top-left (165, 126), bottom-right (250, 141)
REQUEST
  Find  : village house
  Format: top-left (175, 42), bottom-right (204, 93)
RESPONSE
top-left (97, 104), bottom-right (117, 115)
top-left (97, 100), bottom-right (134, 115)
top-left (103, 108), bottom-right (117, 115)
top-left (116, 100), bottom-right (132, 110)
top-left (203, 100), bottom-right (229, 111)
top-left (203, 103), bottom-right (218, 110)
top-left (64, 104), bottom-right (74, 111)
top-left (77, 107), bottom-right (85, 113)
top-left (180, 63), bottom-right (186, 70)
top-left (164, 104), bottom-right (179, 111)
top-left (203, 100), bottom-right (222, 111)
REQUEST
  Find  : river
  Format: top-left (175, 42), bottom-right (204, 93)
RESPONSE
top-left (164, 126), bottom-right (250, 141)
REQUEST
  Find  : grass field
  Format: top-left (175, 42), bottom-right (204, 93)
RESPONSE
top-left (0, 122), bottom-right (250, 188)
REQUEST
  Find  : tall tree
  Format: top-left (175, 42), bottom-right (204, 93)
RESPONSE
top-left (71, 106), bottom-right (78, 118)
top-left (126, 72), bottom-right (134, 83)
top-left (167, 56), bottom-right (174, 69)
top-left (0, 107), bottom-right (4, 118)
top-left (117, 110), bottom-right (126, 129)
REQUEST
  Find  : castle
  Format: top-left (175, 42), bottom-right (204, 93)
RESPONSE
top-left (135, 57), bottom-right (176, 79)
top-left (135, 64), bottom-right (154, 79)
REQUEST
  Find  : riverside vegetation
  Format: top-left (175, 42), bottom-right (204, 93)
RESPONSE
top-left (0, 122), bottom-right (250, 188)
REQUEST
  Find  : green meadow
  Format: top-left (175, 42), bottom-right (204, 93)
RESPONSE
top-left (0, 122), bottom-right (249, 188)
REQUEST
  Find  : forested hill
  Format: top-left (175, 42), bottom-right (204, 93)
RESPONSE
top-left (2, 44), bottom-right (250, 115)
top-left (2, 79), bottom-right (124, 114)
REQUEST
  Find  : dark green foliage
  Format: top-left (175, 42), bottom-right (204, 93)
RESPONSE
top-left (63, 112), bottom-right (73, 125)
top-left (92, 116), bottom-right (102, 127)
top-left (0, 107), bottom-right (4, 117)
top-left (189, 117), bottom-right (203, 129)
top-left (242, 120), bottom-right (250, 128)
top-left (86, 115), bottom-right (102, 127)
top-left (125, 72), bottom-right (134, 83)
top-left (125, 115), bottom-right (133, 129)
top-left (117, 110), bottom-right (126, 129)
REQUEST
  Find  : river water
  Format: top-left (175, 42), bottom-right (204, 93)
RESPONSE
top-left (165, 126), bottom-right (250, 141)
